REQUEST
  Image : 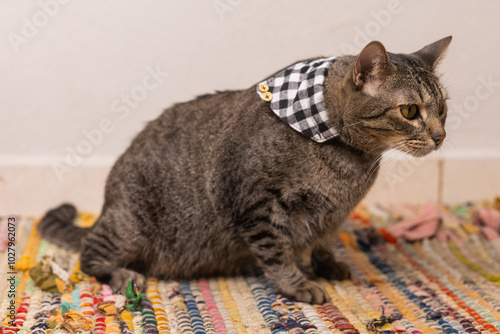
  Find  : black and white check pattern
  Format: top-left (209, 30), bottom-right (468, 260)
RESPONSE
top-left (256, 56), bottom-right (338, 143)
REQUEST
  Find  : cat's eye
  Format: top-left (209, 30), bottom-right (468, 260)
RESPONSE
top-left (400, 104), bottom-right (419, 120)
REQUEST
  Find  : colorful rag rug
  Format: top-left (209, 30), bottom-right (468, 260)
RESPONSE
top-left (2, 201), bottom-right (500, 334)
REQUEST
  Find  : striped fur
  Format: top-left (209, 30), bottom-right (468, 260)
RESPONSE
top-left (39, 37), bottom-right (451, 304)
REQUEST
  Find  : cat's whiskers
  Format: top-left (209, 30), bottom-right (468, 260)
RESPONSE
top-left (366, 143), bottom-right (385, 153)
top-left (363, 137), bottom-right (383, 152)
top-left (366, 142), bottom-right (409, 189)
top-left (435, 149), bottom-right (446, 161)
top-left (385, 151), bottom-right (405, 180)
top-left (360, 157), bottom-right (385, 194)
top-left (363, 155), bottom-right (384, 183)
top-left (384, 148), bottom-right (411, 181)
top-left (442, 139), bottom-right (457, 150)
top-left (360, 144), bottom-right (405, 193)
top-left (364, 144), bottom-right (401, 178)
top-left (367, 137), bottom-right (408, 154)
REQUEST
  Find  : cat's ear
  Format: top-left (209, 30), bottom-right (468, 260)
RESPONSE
top-left (412, 36), bottom-right (452, 70)
top-left (353, 41), bottom-right (395, 91)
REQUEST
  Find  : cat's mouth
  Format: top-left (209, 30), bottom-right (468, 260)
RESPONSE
top-left (403, 139), bottom-right (438, 157)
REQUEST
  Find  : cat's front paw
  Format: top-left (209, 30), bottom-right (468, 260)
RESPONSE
top-left (109, 269), bottom-right (146, 294)
top-left (314, 261), bottom-right (351, 281)
top-left (283, 280), bottom-right (330, 304)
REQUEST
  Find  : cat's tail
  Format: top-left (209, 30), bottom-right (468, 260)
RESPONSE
top-left (37, 203), bottom-right (90, 252)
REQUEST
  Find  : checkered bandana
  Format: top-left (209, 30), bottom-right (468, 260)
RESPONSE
top-left (256, 56), bottom-right (338, 143)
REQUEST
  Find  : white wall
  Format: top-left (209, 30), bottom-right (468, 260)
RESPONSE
top-left (1, 1), bottom-right (499, 214)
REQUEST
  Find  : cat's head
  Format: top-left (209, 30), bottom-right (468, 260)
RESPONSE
top-left (332, 36), bottom-right (451, 157)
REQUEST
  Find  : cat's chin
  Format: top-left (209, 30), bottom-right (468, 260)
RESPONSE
top-left (405, 147), bottom-right (436, 158)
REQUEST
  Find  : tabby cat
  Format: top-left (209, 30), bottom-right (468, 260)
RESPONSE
top-left (39, 37), bottom-right (451, 304)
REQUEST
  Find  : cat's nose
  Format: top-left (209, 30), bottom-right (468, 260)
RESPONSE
top-left (432, 134), bottom-right (446, 147)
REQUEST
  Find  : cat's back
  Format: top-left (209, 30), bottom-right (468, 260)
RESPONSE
top-left (130, 89), bottom-right (263, 156)
top-left (103, 87), bottom-right (274, 219)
